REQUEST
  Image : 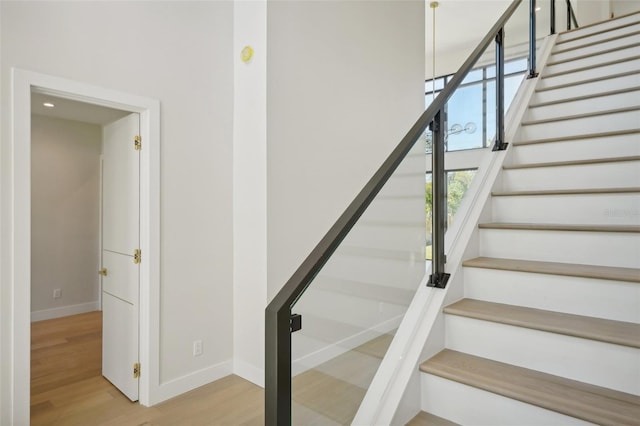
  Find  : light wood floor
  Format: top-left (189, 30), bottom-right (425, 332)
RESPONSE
top-left (31, 311), bottom-right (264, 425)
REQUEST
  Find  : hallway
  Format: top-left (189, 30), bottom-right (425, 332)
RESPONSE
top-left (31, 312), bottom-right (264, 425)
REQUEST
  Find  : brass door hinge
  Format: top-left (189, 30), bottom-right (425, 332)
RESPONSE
top-left (134, 135), bottom-right (142, 151)
top-left (133, 362), bottom-right (140, 378)
top-left (98, 268), bottom-right (108, 276)
top-left (134, 249), bottom-right (141, 264)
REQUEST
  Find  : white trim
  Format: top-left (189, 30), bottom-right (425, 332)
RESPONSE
top-left (31, 302), bottom-right (100, 323)
top-left (7, 69), bottom-right (161, 424)
top-left (153, 360), bottom-right (234, 404)
top-left (233, 359), bottom-right (265, 388)
top-left (98, 155), bottom-right (104, 311)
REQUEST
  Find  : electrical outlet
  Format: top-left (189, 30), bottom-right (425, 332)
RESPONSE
top-left (193, 340), bottom-right (203, 357)
top-left (53, 288), bottom-right (62, 299)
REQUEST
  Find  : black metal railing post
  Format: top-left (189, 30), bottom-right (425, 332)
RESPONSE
top-left (493, 28), bottom-right (508, 151)
top-left (265, 307), bottom-right (292, 425)
top-left (550, 0), bottom-right (556, 34)
top-left (567, 0), bottom-right (579, 30)
top-left (427, 111), bottom-right (450, 289)
top-left (528, 0), bottom-right (539, 78)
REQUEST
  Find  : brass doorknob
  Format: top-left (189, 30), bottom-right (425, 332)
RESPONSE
top-left (98, 268), bottom-right (108, 276)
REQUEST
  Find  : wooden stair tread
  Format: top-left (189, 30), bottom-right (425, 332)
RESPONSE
top-left (293, 368), bottom-right (365, 425)
top-left (548, 41), bottom-right (640, 67)
top-left (556, 13), bottom-right (640, 45)
top-left (478, 222), bottom-right (640, 232)
top-left (419, 349), bottom-right (640, 426)
top-left (521, 106), bottom-right (640, 126)
top-left (553, 30), bottom-right (640, 55)
top-left (316, 275), bottom-right (414, 307)
top-left (503, 155), bottom-right (640, 169)
top-left (405, 410), bottom-right (459, 426)
top-left (536, 69), bottom-right (640, 93)
top-left (529, 86), bottom-right (640, 108)
top-left (492, 187), bottom-right (640, 196)
top-left (462, 256), bottom-right (640, 283)
top-left (444, 299), bottom-right (640, 348)
top-left (542, 54), bottom-right (640, 79)
top-left (513, 128), bottom-right (640, 146)
top-left (293, 335), bottom-right (394, 424)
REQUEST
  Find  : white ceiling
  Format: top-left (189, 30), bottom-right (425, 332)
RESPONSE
top-left (426, 0), bottom-right (512, 53)
top-left (425, 0), bottom-right (532, 77)
top-left (31, 92), bottom-right (130, 126)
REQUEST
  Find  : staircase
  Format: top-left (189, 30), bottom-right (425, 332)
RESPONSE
top-left (410, 12), bottom-right (640, 425)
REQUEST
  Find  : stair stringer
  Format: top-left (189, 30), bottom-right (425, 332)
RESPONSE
top-left (352, 34), bottom-right (559, 426)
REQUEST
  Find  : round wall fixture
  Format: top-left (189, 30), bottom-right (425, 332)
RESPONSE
top-left (241, 45), bottom-right (254, 63)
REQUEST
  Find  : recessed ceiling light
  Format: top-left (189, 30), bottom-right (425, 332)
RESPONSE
top-left (535, 6), bottom-right (541, 11)
top-left (43, 102), bottom-right (55, 108)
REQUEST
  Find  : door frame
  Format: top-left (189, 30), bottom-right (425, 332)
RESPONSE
top-left (7, 68), bottom-right (160, 424)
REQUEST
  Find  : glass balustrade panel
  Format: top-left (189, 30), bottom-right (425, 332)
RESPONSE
top-left (290, 140), bottom-right (426, 425)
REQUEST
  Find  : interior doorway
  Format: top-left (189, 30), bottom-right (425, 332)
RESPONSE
top-left (8, 69), bottom-right (161, 425)
top-left (30, 94), bottom-right (129, 323)
top-left (30, 94), bottom-right (141, 414)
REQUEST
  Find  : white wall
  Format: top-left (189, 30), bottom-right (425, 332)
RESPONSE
top-left (233, 0), bottom-right (268, 386)
top-left (571, 0), bottom-right (640, 25)
top-left (266, 0), bottom-right (426, 377)
top-left (267, 0), bottom-right (426, 299)
top-left (1, 1), bottom-right (234, 419)
top-left (31, 115), bottom-right (101, 321)
top-left (574, 0), bottom-right (610, 25)
top-left (610, 0), bottom-right (640, 18)
top-left (425, 1), bottom-right (512, 79)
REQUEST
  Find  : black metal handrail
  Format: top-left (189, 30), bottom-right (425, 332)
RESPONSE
top-left (551, 0), bottom-right (580, 34)
top-left (265, 0), bottom-right (528, 424)
top-left (566, 0), bottom-right (580, 30)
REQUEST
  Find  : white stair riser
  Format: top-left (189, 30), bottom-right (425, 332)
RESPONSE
top-left (557, 15), bottom-right (640, 43)
top-left (314, 275), bottom-right (413, 307)
top-left (526, 90), bottom-right (640, 121)
top-left (321, 250), bottom-right (423, 289)
top-left (550, 32), bottom-right (640, 64)
top-left (492, 193), bottom-right (640, 226)
top-left (556, 23), bottom-right (640, 50)
top-left (464, 267), bottom-right (640, 323)
top-left (420, 373), bottom-right (592, 426)
top-left (544, 45), bottom-right (640, 76)
top-left (511, 134), bottom-right (640, 165)
top-left (362, 197), bottom-right (424, 224)
top-left (346, 221), bottom-right (426, 252)
top-left (538, 58), bottom-right (640, 89)
top-left (379, 173), bottom-right (426, 198)
top-left (501, 161), bottom-right (640, 191)
top-left (445, 315), bottom-right (640, 395)
top-left (298, 286), bottom-right (407, 329)
top-left (517, 109), bottom-right (640, 141)
top-left (479, 228), bottom-right (640, 268)
top-left (533, 73), bottom-right (640, 103)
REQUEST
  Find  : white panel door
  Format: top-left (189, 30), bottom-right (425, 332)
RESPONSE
top-left (101, 113), bottom-right (140, 401)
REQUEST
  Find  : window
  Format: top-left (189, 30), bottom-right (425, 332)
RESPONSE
top-left (425, 169), bottom-right (477, 259)
top-left (425, 57), bottom-right (527, 153)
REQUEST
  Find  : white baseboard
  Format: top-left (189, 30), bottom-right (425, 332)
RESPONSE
top-left (233, 359), bottom-right (265, 388)
top-left (152, 360), bottom-right (233, 405)
top-left (31, 301), bottom-right (99, 322)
